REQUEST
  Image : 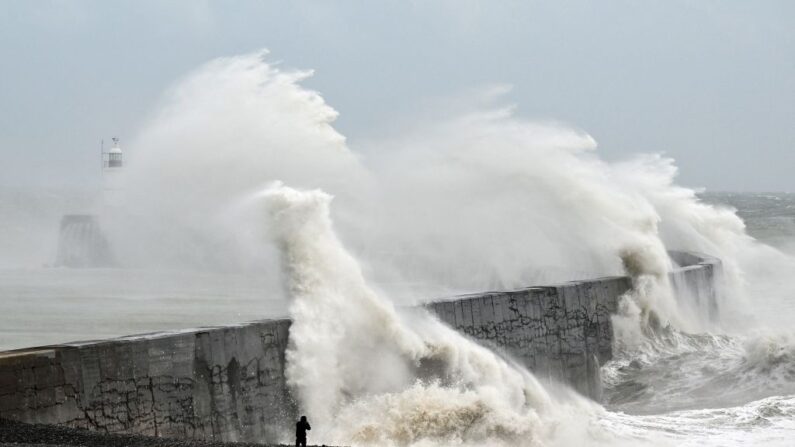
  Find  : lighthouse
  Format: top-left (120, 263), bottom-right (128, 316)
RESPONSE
top-left (54, 137), bottom-right (121, 267)
top-left (101, 137), bottom-right (124, 207)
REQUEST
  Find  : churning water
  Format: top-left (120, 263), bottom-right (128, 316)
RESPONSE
top-left (1, 51), bottom-right (794, 445)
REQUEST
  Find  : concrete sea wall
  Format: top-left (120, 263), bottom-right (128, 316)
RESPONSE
top-left (669, 251), bottom-right (721, 324)
top-left (0, 322), bottom-right (294, 442)
top-left (425, 276), bottom-right (629, 399)
top-left (424, 250), bottom-right (722, 400)
top-left (0, 252), bottom-right (720, 442)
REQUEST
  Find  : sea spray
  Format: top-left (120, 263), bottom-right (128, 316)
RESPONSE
top-left (110, 51), bottom-right (368, 273)
top-left (112, 51), bottom-right (737, 334)
top-left (114, 54), bottom-right (656, 301)
top-left (263, 183), bottom-right (428, 425)
top-left (357, 107), bottom-right (682, 306)
top-left (263, 182), bottom-right (609, 446)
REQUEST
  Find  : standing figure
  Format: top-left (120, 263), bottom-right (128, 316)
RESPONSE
top-left (295, 415), bottom-right (311, 447)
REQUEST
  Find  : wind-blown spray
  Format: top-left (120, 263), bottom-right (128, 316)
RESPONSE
top-left (113, 51), bottom-right (747, 333)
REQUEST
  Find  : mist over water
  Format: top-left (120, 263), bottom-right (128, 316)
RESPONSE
top-left (0, 188), bottom-right (96, 268)
top-left (2, 51), bottom-right (795, 445)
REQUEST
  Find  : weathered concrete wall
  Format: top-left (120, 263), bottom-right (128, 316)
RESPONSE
top-left (0, 252), bottom-right (720, 442)
top-left (425, 276), bottom-right (630, 399)
top-left (0, 321), bottom-right (293, 443)
top-left (425, 252), bottom-right (722, 398)
top-left (669, 250), bottom-right (722, 324)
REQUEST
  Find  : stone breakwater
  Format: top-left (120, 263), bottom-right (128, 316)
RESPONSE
top-left (0, 252), bottom-right (720, 443)
top-left (0, 322), bottom-right (294, 443)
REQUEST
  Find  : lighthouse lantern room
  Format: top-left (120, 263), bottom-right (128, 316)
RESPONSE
top-left (103, 137), bottom-right (123, 169)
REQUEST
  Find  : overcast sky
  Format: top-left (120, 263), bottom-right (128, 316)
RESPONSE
top-left (1, 0), bottom-right (793, 191)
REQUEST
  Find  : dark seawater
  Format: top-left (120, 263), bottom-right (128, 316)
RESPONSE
top-left (597, 192), bottom-right (795, 446)
top-left (701, 191), bottom-right (795, 254)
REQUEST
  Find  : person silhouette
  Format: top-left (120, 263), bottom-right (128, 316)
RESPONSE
top-left (295, 415), bottom-right (311, 447)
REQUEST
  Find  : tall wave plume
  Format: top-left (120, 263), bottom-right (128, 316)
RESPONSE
top-left (263, 182), bottom-right (614, 446)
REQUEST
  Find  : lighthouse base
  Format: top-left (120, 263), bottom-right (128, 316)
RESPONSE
top-left (54, 214), bottom-right (114, 268)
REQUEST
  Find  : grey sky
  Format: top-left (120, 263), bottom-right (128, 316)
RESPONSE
top-left (1, 0), bottom-right (793, 191)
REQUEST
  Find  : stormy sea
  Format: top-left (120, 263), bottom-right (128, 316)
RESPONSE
top-left (1, 52), bottom-right (794, 446)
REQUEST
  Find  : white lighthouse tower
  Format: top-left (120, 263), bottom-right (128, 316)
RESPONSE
top-left (101, 137), bottom-right (124, 207)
